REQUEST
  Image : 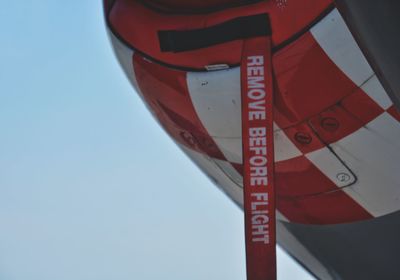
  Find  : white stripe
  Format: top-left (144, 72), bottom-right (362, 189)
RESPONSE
top-left (213, 137), bottom-right (242, 164)
top-left (274, 124), bottom-right (302, 162)
top-left (276, 212), bottom-right (289, 223)
top-left (311, 9), bottom-right (373, 87)
top-left (187, 69), bottom-right (302, 163)
top-left (361, 75), bottom-right (393, 110)
top-left (306, 147), bottom-right (356, 188)
top-left (366, 112), bottom-right (400, 149)
top-left (330, 113), bottom-right (400, 216)
top-left (213, 158), bottom-right (243, 187)
top-left (187, 68), bottom-right (245, 163)
top-left (187, 68), bottom-right (241, 138)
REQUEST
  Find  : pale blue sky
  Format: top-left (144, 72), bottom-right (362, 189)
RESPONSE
top-left (0, 1), bottom-right (313, 279)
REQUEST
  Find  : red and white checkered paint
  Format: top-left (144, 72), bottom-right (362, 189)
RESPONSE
top-left (107, 4), bottom-right (400, 225)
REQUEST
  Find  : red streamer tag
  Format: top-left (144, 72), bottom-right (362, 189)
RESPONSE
top-left (241, 36), bottom-right (276, 280)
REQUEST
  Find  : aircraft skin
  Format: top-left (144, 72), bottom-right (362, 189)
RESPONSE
top-left (335, 0), bottom-right (400, 111)
top-left (104, 1), bottom-right (400, 279)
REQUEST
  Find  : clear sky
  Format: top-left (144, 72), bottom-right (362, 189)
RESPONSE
top-left (0, 1), bottom-right (314, 279)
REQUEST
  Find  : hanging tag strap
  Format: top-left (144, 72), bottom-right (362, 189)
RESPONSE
top-left (241, 16), bottom-right (276, 280)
